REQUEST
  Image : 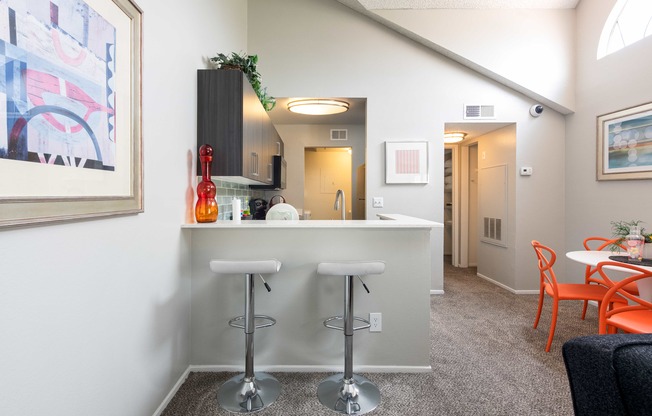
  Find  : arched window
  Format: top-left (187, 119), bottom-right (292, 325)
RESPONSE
top-left (597, 0), bottom-right (652, 59)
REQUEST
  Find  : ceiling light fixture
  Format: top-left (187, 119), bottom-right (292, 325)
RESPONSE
top-left (444, 132), bottom-right (467, 143)
top-left (287, 99), bottom-right (349, 115)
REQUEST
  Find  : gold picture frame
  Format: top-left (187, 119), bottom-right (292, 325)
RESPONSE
top-left (0, 0), bottom-right (143, 227)
top-left (597, 102), bottom-right (652, 181)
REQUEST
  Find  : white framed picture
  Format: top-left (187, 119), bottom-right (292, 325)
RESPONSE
top-left (385, 141), bottom-right (429, 184)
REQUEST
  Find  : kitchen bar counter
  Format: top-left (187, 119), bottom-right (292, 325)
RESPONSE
top-left (183, 214), bottom-right (440, 373)
top-left (181, 213), bottom-right (441, 229)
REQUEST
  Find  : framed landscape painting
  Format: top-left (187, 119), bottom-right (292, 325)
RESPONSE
top-left (0, 0), bottom-right (143, 227)
top-left (597, 102), bottom-right (652, 181)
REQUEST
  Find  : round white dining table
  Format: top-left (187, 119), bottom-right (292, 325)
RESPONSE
top-left (566, 250), bottom-right (652, 301)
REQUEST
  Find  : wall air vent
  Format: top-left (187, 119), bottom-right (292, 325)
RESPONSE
top-left (330, 129), bottom-right (348, 141)
top-left (483, 217), bottom-right (503, 242)
top-left (464, 104), bottom-right (495, 120)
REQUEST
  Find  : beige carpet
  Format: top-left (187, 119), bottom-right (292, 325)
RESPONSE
top-left (162, 260), bottom-right (596, 415)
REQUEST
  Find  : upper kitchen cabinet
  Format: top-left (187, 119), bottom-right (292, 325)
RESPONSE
top-left (197, 69), bottom-right (279, 185)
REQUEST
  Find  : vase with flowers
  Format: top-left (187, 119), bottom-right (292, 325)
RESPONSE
top-left (610, 220), bottom-right (652, 259)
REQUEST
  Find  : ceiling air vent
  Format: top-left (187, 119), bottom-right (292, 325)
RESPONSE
top-left (330, 129), bottom-right (348, 141)
top-left (464, 104), bottom-right (495, 120)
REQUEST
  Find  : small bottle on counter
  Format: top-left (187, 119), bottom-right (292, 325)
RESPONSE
top-left (626, 226), bottom-right (645, 261)
top-left (232, 198), bottom-right (241, 222)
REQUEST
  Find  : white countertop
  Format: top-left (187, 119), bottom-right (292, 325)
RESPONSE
top-left (182, 213), bottom-right (443, 229)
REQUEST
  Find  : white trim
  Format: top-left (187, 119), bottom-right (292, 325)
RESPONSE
top-left (459, 144), bottom-right (469, 268)
top-left (513, 289), bottom-right (540, 295)
top-left (151, 366), bottom-right (191, 416)
top-left (431, 289), bottom-right (445, 295)
top-left (476, 272), bottom-right (539, 294)
top-left (444, 144), bottom-right (460, 267)
top-left (152, 362), bottom-right (433, 414)
top-left (188, 364), bottom-right (432, 373)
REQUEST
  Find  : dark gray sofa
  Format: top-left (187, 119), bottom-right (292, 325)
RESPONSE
top-left (562, 334), bottom-right (652, 416)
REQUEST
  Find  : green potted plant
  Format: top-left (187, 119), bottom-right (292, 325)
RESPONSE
top-left (610, 220), bottom-right (652, 257)
top-left (209, 52), bottom-right (276, 111)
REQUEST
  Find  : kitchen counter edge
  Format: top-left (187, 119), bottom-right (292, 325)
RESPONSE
top-left (182, 214), bottom-right (443, 229)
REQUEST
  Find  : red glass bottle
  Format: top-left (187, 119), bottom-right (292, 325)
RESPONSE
top-left (195, 144), bottom-right (218, 223)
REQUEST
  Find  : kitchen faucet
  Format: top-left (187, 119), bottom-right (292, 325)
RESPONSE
top-left (334, 189), bottom-right (346, 220)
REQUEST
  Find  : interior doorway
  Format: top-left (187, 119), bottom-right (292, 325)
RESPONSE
top-left (445, 122), bottom-right (511, 269)
top-left (466, 144), bottom-right (478, 267)
top-left (443, 148), bottom-right (454, 264)
top-left (304, 147), bottom-right (352, 220)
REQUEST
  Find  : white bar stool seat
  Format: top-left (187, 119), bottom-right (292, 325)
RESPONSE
top-left (209, 258), bottom-right (281, 413)
top-left (210, 259), bottom-right (281, 275)
top-left (316, 260), bottom-right (385, 415)
top-left (318, 261), bottom-right (385, 277)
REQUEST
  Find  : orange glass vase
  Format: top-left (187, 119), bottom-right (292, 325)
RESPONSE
top-left (195, 144), bottom-right (218, 223)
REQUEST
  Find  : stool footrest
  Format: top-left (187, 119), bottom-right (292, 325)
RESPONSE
top-left (228, 314), bottom-right (276, 329)
top-left (323, 315), bottom-right (371, 331)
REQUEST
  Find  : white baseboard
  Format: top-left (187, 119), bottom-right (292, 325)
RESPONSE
top-left (151, 366), bottom-right (191, 416)
top-left (476, 272), bottom-right (539, 295)
top-left (189, 364), bottom-right (432, 373)
top-left (430, 289), bottom-right (444, 295)
top-left (152, 363), bottom-right (432, 415)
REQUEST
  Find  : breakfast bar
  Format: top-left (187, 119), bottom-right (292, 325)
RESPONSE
top-left (182, 215), bottom-right (441, 373)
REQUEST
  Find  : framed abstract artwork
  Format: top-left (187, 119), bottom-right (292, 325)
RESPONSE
top-left (0, 0), bottom-right (143, 227)
top-left (385, 141), bottom-right (429, 184)
top-left (597, 102), bottom-right (652, 181)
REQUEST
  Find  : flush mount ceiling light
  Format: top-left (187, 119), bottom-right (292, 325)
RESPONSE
top-left (444, 132), bottom-right (467, 143)
top-left (287, 99), bottom-right (349, 115)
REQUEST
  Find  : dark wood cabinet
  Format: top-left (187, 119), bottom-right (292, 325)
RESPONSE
top-left (197, 69), bottom-right (281, 185)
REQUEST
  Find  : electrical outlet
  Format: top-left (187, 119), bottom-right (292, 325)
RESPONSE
top-left (369, 312), bottom-right (382, 332)
top-left (372, 197), bottom-right (384, 208)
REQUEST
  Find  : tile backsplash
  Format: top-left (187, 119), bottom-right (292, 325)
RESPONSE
top-left (215, 180), bottom-right (266, 220)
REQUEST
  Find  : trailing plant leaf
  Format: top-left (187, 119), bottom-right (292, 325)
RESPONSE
top-left (209, 52), bottom-right (274, 112)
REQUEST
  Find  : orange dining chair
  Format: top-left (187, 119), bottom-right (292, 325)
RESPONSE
top-left (581, 237), bottom-right (639, 319)
top-left (531, 240), bottom-right (627, 352)
top-left (596, 261), bottom-right (652, 335)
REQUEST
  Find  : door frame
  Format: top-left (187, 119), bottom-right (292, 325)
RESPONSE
top-left (444, 144), bottom-right (459, 267)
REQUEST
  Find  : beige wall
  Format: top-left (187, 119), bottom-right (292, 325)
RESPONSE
top-left (564, 1), bottom-right (652, 280)
top-left (373, 8), bottom-right (576, 113)
top-left (249, 0), bottom-right (567, 292)
top-left (0, 1), bottom-right (248, 415)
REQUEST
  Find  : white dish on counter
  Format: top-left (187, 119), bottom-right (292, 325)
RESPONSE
top-left (266, 203), bottom-right (300, 220)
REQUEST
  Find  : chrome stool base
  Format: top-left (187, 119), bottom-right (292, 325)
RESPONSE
top-left (317, 373), bottom-right (380, 415)
top-left (217, 372), bottom-right (281, 413)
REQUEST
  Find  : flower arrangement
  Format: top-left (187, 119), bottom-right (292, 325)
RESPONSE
top-left (209, 52), bottom-right (276, 111)
top-left (610, 220), bottom-right (652, 251)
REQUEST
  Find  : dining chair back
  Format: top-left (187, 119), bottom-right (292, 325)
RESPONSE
top-left (531, 240), bottom-right (627, 352)
top-left (596, 261), bottom-right (652, 334)
top-left (580, 237), bottom-right (637, 319)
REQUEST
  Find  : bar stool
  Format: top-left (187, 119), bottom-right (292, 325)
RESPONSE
top-left (316, 261), bottom-right (385, 415)
top-left (209, 259), bottom-right (282, 413)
